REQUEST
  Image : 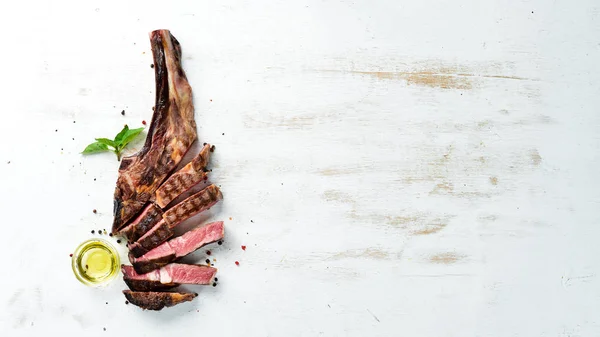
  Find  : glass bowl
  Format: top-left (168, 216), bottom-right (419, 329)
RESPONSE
top-left (71, 238), bottom-right (120, 287)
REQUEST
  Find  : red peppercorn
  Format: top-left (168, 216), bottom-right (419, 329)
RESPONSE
top-left (206, 250), bottom-right (211, 255)
top-left (235, 261), bottom-right (240, 266)
top-left (142, 120), bottom-right (147, 125)
top-left (69, 254), bottom-right (73, 257)
top-left (241, 245), bottom-right (246, 250)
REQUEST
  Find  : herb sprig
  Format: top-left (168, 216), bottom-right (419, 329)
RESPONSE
top-left (82, 125), bottom-right (145, 160)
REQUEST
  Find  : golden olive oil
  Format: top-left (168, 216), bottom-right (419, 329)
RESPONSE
top-left (72, 239), bottom-right (120, 286)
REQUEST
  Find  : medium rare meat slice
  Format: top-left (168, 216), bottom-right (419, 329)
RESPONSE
top-left (112, 29), bottom-right (197, 233)
top-left (163, 184), bottom-right (223, 227)
top-left (118, 203), bottom-right (163, 242)
top-left (122, 264), bottom-right (217, 291)
top-left (155, 143), bottom-right (211, 208)
top-left (127, 184), bottom-right (222, 257)
top-left (123, 290), bottom-right (197, 311)
top-left (128, 220), bottom-right (174, 257)
top-left (131, 221), bottom-right (224, 274)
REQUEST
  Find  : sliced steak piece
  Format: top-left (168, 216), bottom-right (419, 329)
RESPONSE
top-left (122, 264), bottom-right (217, 291)
top-left (163, 184), bottom-right (223, 227)
top-left (155, 143), bottom-right (211, 208)
top-left (131, 221), bottom-right (224, 274)
top-left (122, 265), bottom-right (178, 291)
top-left (112, 29), bottom-right (197, 232)
top-left (118, 203), bottom-right (164, 242)
top-left (128, 220), bottom-right (174, 257)
top-left (123, 290), bottom-right (197, 311)
top-left (127, 184), bottom-right (222, 257)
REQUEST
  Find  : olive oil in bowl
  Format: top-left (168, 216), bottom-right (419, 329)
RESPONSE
top-left (72, 239), bottom-right (120, 286)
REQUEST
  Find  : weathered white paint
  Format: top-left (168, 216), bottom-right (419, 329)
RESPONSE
top-left (0, 0), bottom-right (599, 336)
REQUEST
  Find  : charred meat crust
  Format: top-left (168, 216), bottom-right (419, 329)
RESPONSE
top-left (123, 279), bottom-right (178, 292)
top-left (155, 144), bottom-right (212, 208)
top-left (163, 184), bottom-right (223, 227)
top-left (123, 290), bottom-right (197, 311)
top-left (129, 221), bottom-right (174, 258)
top-left (130, 251), bottom-right (177, 274)
top-left (118, 203), bottom-right (164, 242)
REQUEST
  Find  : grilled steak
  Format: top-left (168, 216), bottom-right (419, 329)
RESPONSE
top-left (131, 221), bottom-right (224, 274)
top-left (122, 264), bottom-right (216, 291)
top-left (127, 184), bottom-right (222, 257)
top-left (128, 220), bottom-right (174, 257)
top-left (163, 184), bottom-right (223, 227)
top-left (112, 29), bottom-right (197, 233)
top-left (118, 203), bottom-right (164, 241)
top-left (123, 290), bottom-right (197, 311)
top-left (155, 143), bottom-right (211, 208)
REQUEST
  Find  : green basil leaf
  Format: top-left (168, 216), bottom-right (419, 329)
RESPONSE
top-left (119, 127), bottom-right (145, 148)
top-left (95, 138), bottom-right (116, 148)
top-left (81, 142), bottom-right (109, 154)
top-left (114, 124), bottom-right (129, 144)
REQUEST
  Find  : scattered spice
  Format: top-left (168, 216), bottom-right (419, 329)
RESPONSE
top-left (229, 217), bottom-right (232, 220)
top-left (117, 239), bottom-right (121, 244)
top-left (212, 282), bottom-right (216, 287)
top-left (106, 302), bottom-right (108, 304)
top-left (69, 254), bottom-right (73, 257)
top-left (206, 250), bottom-right (211, 255)
top-left (235, 261), bottom-right (240, 266)
top-left (98, 229), bottom-right (103, 234)
top-left (73, 121), bottom-right (76, 124)
top-left (103, 328), bottom-right (106, 331)
top-left (94, 178), bottom-right (96, 181)
top-left (150, 64), bottom-right (154, 68)
top-left (241, 245), bottom-right (246, 250)
top-left (210, 99), bottom-right (212, 102)
top-left (93, 209), bottom-right (97, 214)
top-left (55, 129), bottom-right (58, 132)
top-left (142, 120), bottom-right (147, 125)
top-left (250, 220), bottom-right (254, 223)
top-left (214, 277), bottom-right (218, 282)
top-left (206, 259), bottom-right (210, 264)
top-left (152, 106), bottom-right (155, 111)
top-left (222, 133), bottom-right (225, 136)
top-left (91, 230), bottom-right (95, 234)
top-left (121, 110), bottom-right (125, 115)
top-left (125, 301), bottom-right (129, 305)
top-left (85, 264), bottom-right (89, 269)
top-left (109, 233), bottom-right (113, 237)
top-left (203, 175), bottom-right (208, 181)
top-left (217, 240), bottom-right (222, 245)
top-left (210, 145), bottom-right (216, 152)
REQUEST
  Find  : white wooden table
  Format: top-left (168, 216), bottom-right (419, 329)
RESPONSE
top-left (1, 1), bottom-right (599, 336)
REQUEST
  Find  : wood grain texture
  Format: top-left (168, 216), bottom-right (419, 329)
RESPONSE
top-left (0, 0), bottom-right (599, 336)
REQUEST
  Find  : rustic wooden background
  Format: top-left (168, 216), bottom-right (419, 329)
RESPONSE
top-left (1, 0), bottom-right (599, 336)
